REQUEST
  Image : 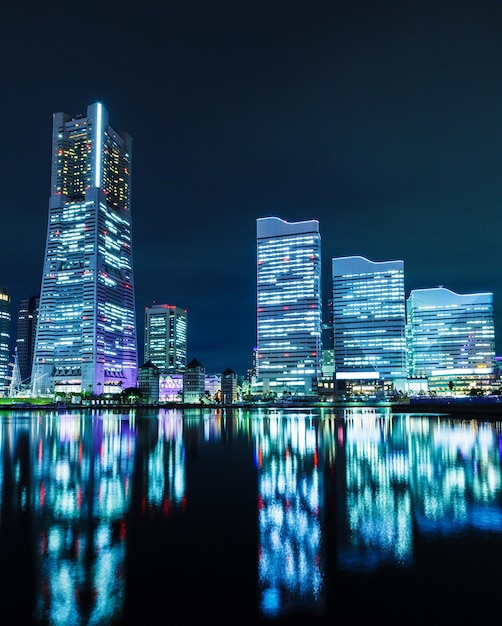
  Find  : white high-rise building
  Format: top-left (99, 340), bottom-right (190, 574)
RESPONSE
top-left (255, 217), bottom-right (322, 396)
top-left (406, 287), bottom-right (495, 379)
top-left (144, 304), bottom-right (187, 372)
top-left (31, 102), bottom-right (137, 397)
top-left (332, 256), bottom-right (407, 384)
top-left (0, 287), bottom-right (11, 395)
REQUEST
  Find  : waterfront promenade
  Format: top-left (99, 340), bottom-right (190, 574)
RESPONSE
top-left (3, 395), bottom-right (502, 418)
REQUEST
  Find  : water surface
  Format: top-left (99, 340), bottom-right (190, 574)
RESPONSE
top-left (0, 406), bottom-right (501, 624)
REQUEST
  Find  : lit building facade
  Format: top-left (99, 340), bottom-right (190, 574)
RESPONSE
top-left (221, 367), bottom-right (238, 404)
top-left (256, 217), bottom-right (322, 396)
top-left (31, 102), bottom-right (137, 396)
top-left (406, 287), bottom-right (495, 393)
top-left (15, 294), bottom-right (39, 386)
top-left (0, 287), bottom-right (11, 395)
top-left (332, 256), bottom-right (406, 386)
top-left (138, 359), bottom-right (160, 403)
top-left (144, 304), bottom-right (187, 372)
top-left (159, 372), bottom-right (184, 403)
top-left (183, 358), bottom-right (205, 403)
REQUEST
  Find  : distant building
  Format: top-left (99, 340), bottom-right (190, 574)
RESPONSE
top-left (332, 256), bottom-right (406, 392)
top-left (31, 102), bottom-right (137, 397)
top-left (138, 360), bottom-right (160, 403)
top-left (246, 347), bottom-right (258, 384)
top-left (322, 298), bottom-right (334, 351)
top-left (321, 349), bottom-right (334, 377)
top-left (183, 358), bottom-right (205, 403)
top-left (0, 287), bottom-right (11, 395)
top-left (205, 373), bottom-right (221, 401)
top-left (15, 294), bottom-right (39, 386)
top-left (144, 304), bottom-right (187, 372)
top-left (159, 372), bottom-right (183, 403)
top-left (407, 287), bottom-right (495, 394)
top-left (255, 217), bottom-right (322, 396)
top-left (221, 367), bottom-right (238, 404)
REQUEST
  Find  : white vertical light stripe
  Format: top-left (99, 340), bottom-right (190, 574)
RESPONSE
top-left (95, 102), bottom-right (103, 187)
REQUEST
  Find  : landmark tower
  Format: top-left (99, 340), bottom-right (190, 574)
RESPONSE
top-left (31, 103), bottom-right (137, 396)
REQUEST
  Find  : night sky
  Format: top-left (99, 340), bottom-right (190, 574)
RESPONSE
top-left (2, 0), bottom-right (502, 375)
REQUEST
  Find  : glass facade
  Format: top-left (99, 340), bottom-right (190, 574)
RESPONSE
top-left (406, 287), bottom-right (495, 378)
top-left (144, 305), bottom-right (187, 372)
top-left (256, 217), bottom-right (322, 395)
top-left (332, 256), bottom-right (406, 381)
top-left (15, 294), bottom-right (39, 386)
top-left (0, 288), bottom-right (10, 395)
top-left (31, 103), bottom-right (137, 396)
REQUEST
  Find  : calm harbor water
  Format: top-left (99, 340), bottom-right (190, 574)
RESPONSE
top-left (0, 406), bottom-right (501, 625)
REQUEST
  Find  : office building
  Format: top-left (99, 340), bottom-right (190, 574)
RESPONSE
top-left (31, 102), bottom-right (137, 396)
top-left (406, 287), bottom-right (495, 393)
top-left (256, 217), bottom-right (322, 396)
top-left (332, 256), bottom-right (406, 388)
top-left (159, 372), bottom-right (184, 403)
top-left (15, 294), bottom-right (39, 386)
top-left (138, 360), bottom-right (160, 403)
top-left (221, 367), bottom-right (238, 404)
top-left (0, 287), bottom-right (11, 395)
top-left (183, 358), bottom-right (205, 403)
top-left (144, 304), bottom-right (187, 372)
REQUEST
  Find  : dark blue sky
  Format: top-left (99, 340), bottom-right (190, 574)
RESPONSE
top-left (1, 0), bottom-right (502, 375)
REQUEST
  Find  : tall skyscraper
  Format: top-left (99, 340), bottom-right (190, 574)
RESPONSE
top-left (0, 287), bottom-right (11, 395)
top-left (332, 256), bottom-right (406, 385)
top-left (256, 217), bottom-right (322, 396)
top-left (15, 294), bottom-right (39, 386)
top-left (144, 304), bottom-right (187, 371)
top-left (406, 287), bottom-right (495, 380)
top-left (31, 102), bottom-right (137, 397)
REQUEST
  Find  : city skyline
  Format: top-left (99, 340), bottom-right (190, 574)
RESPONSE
top-left (2, 1), bottom-right (502, 375)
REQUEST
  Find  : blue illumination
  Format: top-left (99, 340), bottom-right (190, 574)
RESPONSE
top-left (261, 588), bottom-right (280, 615)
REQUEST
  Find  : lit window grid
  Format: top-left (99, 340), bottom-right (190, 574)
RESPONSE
top-left (332, 263), bottom-right (406, 379)
top-left (144, 307), bottom-right (188, 371)
top-left (407, 292), bottom-right (495, 377)
top-left (257, 230), bottom-right (322, 388)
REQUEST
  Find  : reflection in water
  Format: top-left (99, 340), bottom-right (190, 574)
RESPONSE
top-left (0, 408), bottom-right (501, 623)
top-left (338, 409), bottom-right (413, 571)
top-left (253, 410), bottom-right (323, 617)
top-left (413, 420), bottom-right (502, 533)
top-left (34, 412), bottom-right (135, 625)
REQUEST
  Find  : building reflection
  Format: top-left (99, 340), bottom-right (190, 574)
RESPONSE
top-left (326, 408), bottom-right (502, 574)
top-left (252, 410), bottom-right (324, 619)
top-left (0, 408), bottom-right (501, 623)
top-left (410, 419), bottom-right (502, 533)
top-left (0, 410), bottom-right (189, 625)
top-left (333, 408), bottom-right (413, 571)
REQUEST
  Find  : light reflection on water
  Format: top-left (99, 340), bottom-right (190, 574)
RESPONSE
top-left (0, 407), bottom-right (501, 623)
